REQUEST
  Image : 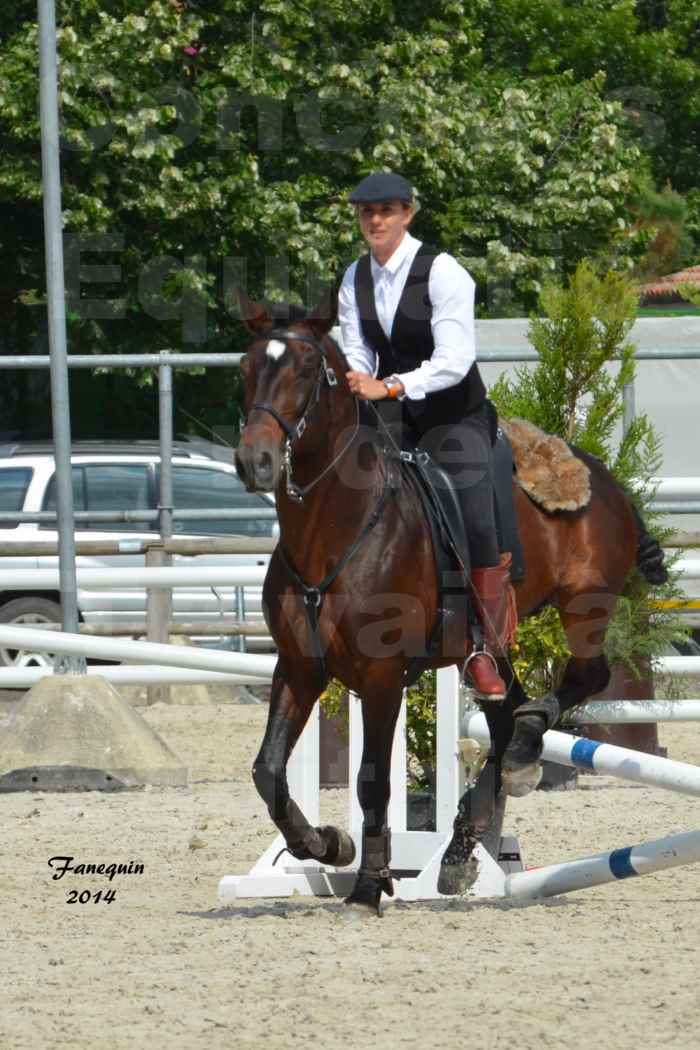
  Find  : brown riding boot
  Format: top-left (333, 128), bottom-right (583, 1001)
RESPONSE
top-left (465, 648), bottom-right (508, 700)
top-left (464, 553), bottom-right (518, 701)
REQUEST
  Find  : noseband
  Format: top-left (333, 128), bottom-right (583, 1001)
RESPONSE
top-left (246, 327), bottom-right (358, 503)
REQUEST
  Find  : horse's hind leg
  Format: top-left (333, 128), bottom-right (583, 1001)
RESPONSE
top-left (438, 677), bottom-right (517, 895)
top-left (502, 591), bottom-right (615, 794)
top-left (252, 661), bottom-right (355, 867)
top-left (345, 687), bottom-right (404, 914)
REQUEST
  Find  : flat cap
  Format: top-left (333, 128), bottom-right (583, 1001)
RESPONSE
top-left (348, 172), bottom-right (413, 204)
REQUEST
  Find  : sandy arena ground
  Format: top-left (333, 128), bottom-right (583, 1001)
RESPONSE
top-left (2, 693), bottom-right (700, 1050)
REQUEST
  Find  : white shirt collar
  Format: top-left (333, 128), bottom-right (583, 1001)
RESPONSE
top-left (370, 231), bottom-right (421, 279)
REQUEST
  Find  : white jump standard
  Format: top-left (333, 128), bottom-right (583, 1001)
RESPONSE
top-left (219, 692), bottom-right (524, 903)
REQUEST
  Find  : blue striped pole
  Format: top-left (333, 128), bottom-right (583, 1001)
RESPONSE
top-left (461, 714), bottom-right (700, 797)
top-left (504, 829), bottom-right (700, 899)
top-left (541, 729), bottom-right (700, 796)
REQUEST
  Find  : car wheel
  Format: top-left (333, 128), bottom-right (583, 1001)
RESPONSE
top-left (0, 598), bottom-right (62, 668)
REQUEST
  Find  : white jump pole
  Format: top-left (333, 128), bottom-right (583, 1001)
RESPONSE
top-left (0, 624), bottom-right (277, 678)
top-left (652, 477), bottom-right (700, 498)
top-left (0, 665), bottom-right (271, 687)
top-left (505, 828), bottom-right (700, 900)
top-left (565, 699), bottom-right (700, 724)
top-left (669, 558), bottom-right (700, 578)
top-left (655, 656), bottom-right (700, 676)
top-left (0, 566), bottom-right (266, 588)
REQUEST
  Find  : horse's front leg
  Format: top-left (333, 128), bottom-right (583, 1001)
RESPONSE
top-left (439, 681), bottom-right (514, 895)
top-left (253, 661), bottom-right (355, 867)
top-left (345, 688), bottom-right (404, 915)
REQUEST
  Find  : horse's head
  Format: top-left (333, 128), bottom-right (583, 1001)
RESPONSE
top-left (235, 289), bottom-right (341, 493)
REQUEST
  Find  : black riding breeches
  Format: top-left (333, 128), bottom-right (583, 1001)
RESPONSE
top-left (404, 403), bottom-right (500, 569)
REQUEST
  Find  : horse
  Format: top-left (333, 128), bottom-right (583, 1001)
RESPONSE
top-left (234, 293), bottom-right (668, 913)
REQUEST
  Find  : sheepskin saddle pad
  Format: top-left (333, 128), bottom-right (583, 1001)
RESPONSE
top-left (500, 417), bottom-right (591, 513)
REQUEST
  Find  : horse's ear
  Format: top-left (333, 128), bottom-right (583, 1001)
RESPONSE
top-left (237, 288), bottom-right (272, 337)
top-left (306, 285), bottom-right (338, 337)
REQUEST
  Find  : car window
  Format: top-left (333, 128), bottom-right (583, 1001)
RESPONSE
top-left (42, 464), bottom-right (151, 532)
top-left (170, 465), bottom-right (275, 536)
top-left (40, 467), bottom-right (86, 529)
top-left (0, 467), bottom-right (32, 527)
top-left (84, 464), bottom-right (151, 531)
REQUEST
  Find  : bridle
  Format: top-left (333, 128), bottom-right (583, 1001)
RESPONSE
top-left (246, 327), bottom-right (360, 503)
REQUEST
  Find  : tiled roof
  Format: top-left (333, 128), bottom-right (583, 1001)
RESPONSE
top-left (640, 264), bottom-right (700, 299)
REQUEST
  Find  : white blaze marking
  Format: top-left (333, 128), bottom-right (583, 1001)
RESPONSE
top-left (266, 339), bottom-right (286, 361)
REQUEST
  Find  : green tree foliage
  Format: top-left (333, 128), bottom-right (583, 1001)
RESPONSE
top-left (631, 179), bottom-right (695, 279)
top-left (0, 0), bottom-right (643, 368)
top-left (478, 0), bottom-right (700, 196)
top-left (2, 3), bottom-right (698, 427)
top-left (678, 279), bottom-right (700, 307)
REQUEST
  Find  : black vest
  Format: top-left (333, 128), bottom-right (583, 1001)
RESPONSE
top-left (354, 242), bottom-right (486, 432)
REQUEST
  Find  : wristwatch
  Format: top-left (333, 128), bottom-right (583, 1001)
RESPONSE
top-left (383, 377), bottom-right (402, 399)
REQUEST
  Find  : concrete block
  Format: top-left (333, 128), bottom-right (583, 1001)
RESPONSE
top-left (0, 675), bottom-right (187, 789)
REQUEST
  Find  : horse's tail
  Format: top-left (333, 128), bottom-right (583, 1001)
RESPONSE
top-left (630, 502), bottom-right (669, 585)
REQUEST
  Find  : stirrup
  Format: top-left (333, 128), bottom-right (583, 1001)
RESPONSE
top-left (463, 648), bottom-right (501, 672)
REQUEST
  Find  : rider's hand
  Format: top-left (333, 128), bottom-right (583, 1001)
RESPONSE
top-left (346, 371), bottom-right (400, 401)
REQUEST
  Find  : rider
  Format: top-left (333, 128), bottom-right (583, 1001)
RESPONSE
top-left (337, 171), bottom-right (515, 700)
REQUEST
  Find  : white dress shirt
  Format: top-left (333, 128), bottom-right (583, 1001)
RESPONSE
top-left (337, 231), bottom-right (476, 400)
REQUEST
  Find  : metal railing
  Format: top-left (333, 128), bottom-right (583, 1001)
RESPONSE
top-left (0, 507), bottom-right (277, 524)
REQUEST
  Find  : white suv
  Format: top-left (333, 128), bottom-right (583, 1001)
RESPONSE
top-left (0, 439), bottom-right (277, 667)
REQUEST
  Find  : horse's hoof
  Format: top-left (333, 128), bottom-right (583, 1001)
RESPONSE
top-left (320, 826), bottom-right (356, 868)
top-left (344, 873), bottom-right (386, 915)
top-left (501, 763), bottom-right (543, 797)
top-left (502, 714), bottom-right (545, 780)
top-left (437, 857), bottom-right (479, 896)
top-left (340, 900), bottom-right (382, 920)
top-left (343, 893), bottom-right (383, 917)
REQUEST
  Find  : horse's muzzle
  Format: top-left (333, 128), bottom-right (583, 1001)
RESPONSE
top-left (235, 441), bottom-right (281, 492)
